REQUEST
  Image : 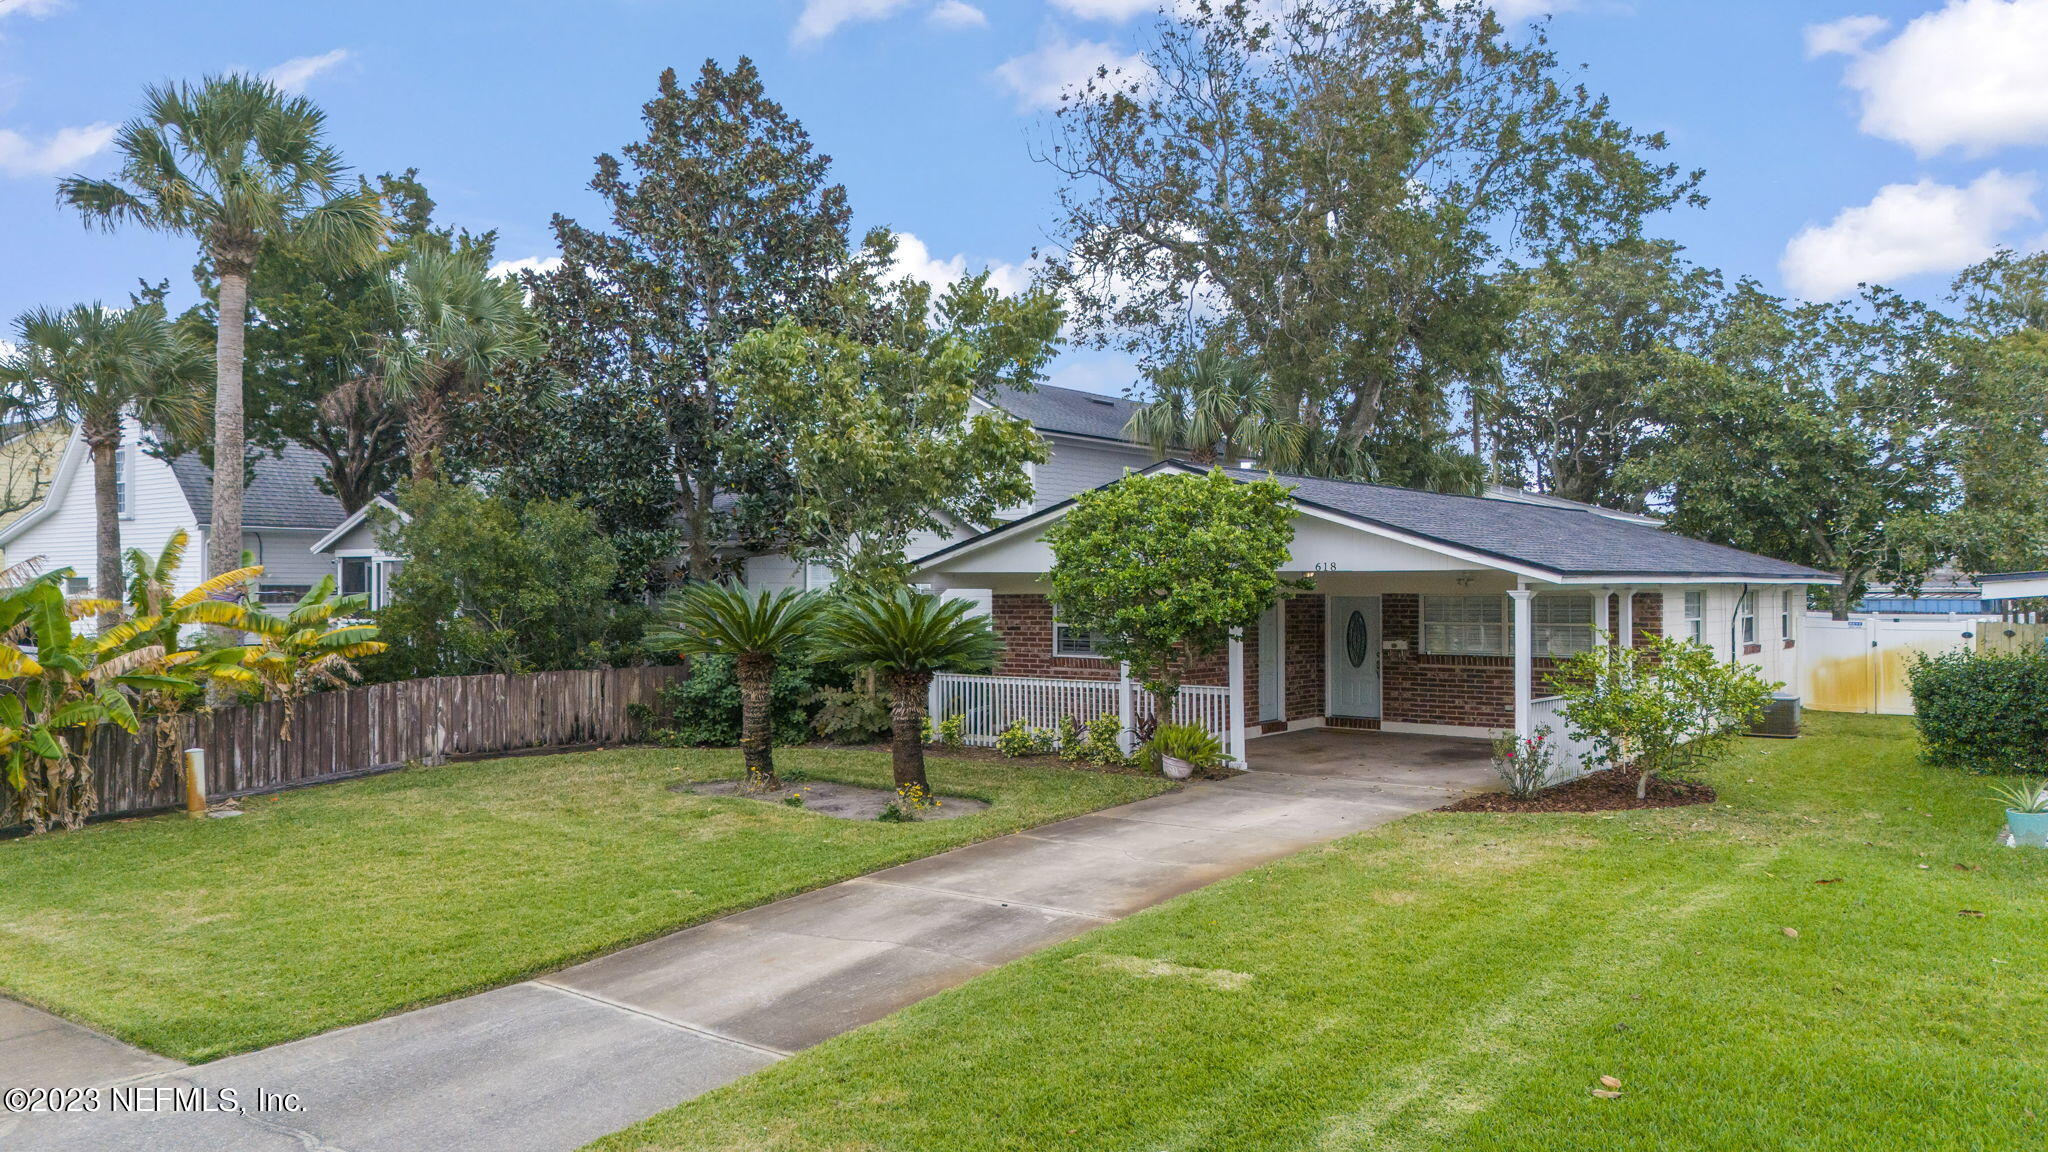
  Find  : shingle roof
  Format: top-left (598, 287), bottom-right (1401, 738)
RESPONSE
top-left (988, 381), bottom-right (1145, 442)
top-left (170, 443), bottom-right (349, 531)
top-left (1219, 465), bottom-right (1832, 580)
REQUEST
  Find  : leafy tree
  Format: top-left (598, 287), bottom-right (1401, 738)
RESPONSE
top-left (720, 271), bottom-right (1058, 587)
top-left (373, 483), bottom-right (623, 677)
top-left (0, 300), bottom-right (209, 624)
top-left (815, 589), bottom-right (1001, 793)
top-left (543, 59), bottom-right (888, 578)
top-left (1042, 0), bottom-right (1700, 489)
top-left (1631, 283), bottom-right (1962, 617)
top-left (241, 576), bottom-right (387, 739)
top-left (1043, 468), bottom-right (1301, 718)
top-left (1549, 634), bottom-right (1775, 800)
top-left (60, 74), bottom-right (386, 593)
top-left (1943, 249), bottom-right (2048, 572)
top-left (1490, 240), bottom-right (1718, 509)
top-left (651, 583), bottom-right (825, 789)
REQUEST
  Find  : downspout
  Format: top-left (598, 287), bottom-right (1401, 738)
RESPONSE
top-left (1729, 582), bottom-right (1749, 663)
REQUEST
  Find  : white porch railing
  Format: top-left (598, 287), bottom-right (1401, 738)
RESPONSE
top-left (929, 673), bottom-right (1233, 754)
top-left (1527, 695), bottom-right (1600, 783)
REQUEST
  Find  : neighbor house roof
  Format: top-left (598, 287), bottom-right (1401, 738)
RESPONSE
top-left (917, 461), bottom-right (1833, 585)
top-left (986, 381), bottom-right (1147, 443)
top-left (1480, 484), bottom-right (1664, 526)
top-left (170, 443), bottom-right (349, 532)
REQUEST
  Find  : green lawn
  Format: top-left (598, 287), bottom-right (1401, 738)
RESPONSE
top-left (0, 747), bottom-right (1166, 1062)
top-left (595, 713), bottom-right (2048, 1152)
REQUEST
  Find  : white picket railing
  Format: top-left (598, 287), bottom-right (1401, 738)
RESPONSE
top-left (929, 673), bottom-right (1234, 753)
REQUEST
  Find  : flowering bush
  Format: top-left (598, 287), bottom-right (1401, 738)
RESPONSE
top-left (1490, 725), bottom-right (1558, 799)
top-left (995, 720), bottom-right (1056, 758)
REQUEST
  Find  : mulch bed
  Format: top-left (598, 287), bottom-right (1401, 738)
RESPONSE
top-left (1441, 768), bottom-right (1716, 814)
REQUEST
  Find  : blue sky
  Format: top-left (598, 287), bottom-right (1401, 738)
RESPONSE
top-left (5, 0), bottom-right (2048, 396)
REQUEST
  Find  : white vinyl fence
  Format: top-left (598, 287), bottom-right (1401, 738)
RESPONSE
top-left (929, 673), bottom-right (1232, 754)
top-left (1528, 695), bottom-right (1600, 783)
top-left (1802, 613), bottom-right (1985, 715)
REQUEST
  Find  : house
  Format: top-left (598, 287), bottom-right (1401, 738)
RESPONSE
top-left (0, 415), bottom-right (372, 606)
top-left (742, 380), bottom-right (1157, 592)
top-left (913, 460), bottom-right (1830, 774)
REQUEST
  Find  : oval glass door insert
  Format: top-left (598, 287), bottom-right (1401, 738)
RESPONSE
top-left (1345, 611), bottom-right (1370, 668)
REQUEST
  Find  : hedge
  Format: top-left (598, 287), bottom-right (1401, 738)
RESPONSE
top-left (1907, 648), bottom-right (2048, 774)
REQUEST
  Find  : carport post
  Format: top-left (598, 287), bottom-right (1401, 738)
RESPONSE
top-left (1117, 661), bottom-right (1135, 756)
top-left (1509, 586), bottom-right (1534, 740)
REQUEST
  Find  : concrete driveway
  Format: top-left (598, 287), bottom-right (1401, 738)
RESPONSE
top-left (2, 731), bottom-right (1491, 1152)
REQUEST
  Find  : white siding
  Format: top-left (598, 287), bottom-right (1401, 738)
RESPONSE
top-left (1661, 584), bottom-right (1803, 693)
top-left (4, 420), bottom-right (203, 595)
top-left (1028, 435), bottom-right (1156, 512)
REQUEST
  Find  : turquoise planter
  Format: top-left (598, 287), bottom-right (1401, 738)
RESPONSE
top-left (2007, 810), bottom-right (2048, 848)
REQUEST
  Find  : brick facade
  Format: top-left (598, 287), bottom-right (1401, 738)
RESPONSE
top-left (986, 587), bottom-right (1671, 736)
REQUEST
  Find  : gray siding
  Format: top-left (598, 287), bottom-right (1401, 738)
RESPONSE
top-left (1029, 434), bottom-right (1156, 512)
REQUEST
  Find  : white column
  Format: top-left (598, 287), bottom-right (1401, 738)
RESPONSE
top-left (1618, 587), bottom-right (1636, 649)
top-left (1116, 661), bottom-right (1135, 755)
top-left (1594, 586), bottom-right (1610, 640)
top-left (1509, 586), bottom-right (1534, 739)
top-left (1227, 629), bottom-right (1249, 769)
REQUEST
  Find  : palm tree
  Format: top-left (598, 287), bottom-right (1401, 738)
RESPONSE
top-left (375, 248), bottom-right (540, 482)
top-left (1126, 346), bottom-right (1305, 469)
top-left (0, 303), bottom-right (208, 627)
top-left (241, 575), bottom-right (387, 740)
top-left (59, 74), bottom-right (386, 597)
top-left (652, 582), bottom-right (826, 790)
top-left (815, 588), bottom-right (1000, 794)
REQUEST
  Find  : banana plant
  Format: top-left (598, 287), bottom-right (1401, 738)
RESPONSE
top-left (240, 575), bottom-right (387, 739)
top-left (0, 573), bottom-right (225, 832)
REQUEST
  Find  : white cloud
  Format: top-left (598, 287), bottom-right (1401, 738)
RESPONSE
top-left (488, 255), bottom-right (563, 280)
top-left (793, 0), bottom-right (919, 43)
top-left (264, 48), bottom-right (351, 94)
top-left (1489, 0), bottom-right (1581, 21)
top-left (0, 121), bottom-right (113, 177)
top-left (0, 0), bottom-right (65, 17)
top-left (1780, 170), bottom-right (2039, 298)
top-left (1819, 0), bottom-right (2048, 156)
top-left (1049, 0), bottom-right (1159, 20)
top-left (1803, 14), bottom-right (1890, 58)
top-left (886, 231), bottom-right (1034, 297)
top-left (994, 34), bottom-right (1148, 111)
top-left (928, 0), bottom-right (987, 28)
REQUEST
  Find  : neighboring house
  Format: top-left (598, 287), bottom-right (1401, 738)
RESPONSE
top-left (0, 418), bottom-right (73, 535)
top-left (0, 415), bottom-right (371, 607)
top-left (742, 380), bottom-right (1156, 593)
top-left (913, 460), bottom-right (1830, 773)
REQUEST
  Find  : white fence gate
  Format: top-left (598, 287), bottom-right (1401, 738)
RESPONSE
top-left (1801, 613), bottom-right (1986, 715)
top-left (929, 673), bottom-right (1233, 754)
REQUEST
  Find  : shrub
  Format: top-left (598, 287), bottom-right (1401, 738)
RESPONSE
top-left (995, 720), bottom-right (1055, 758)
top-left (1142, 722), bottom-right (1229, 776)
top-left (936, 712), bottom-right (967, 748)
top-left (1074, 714), bottom-right (1128, 767)
top-left (811, 682), bottom-right (892, 744)
top-left (1054, 717), bottom-right (1087, 760)
top-left (1549, 634), bottom-right (1775, 799)
top-left (1490, 726), bottom-right (1557, 800)
top-left (1908, 649), bottom-right (2048, 774)
top-left (642, 655), bottom-right (823, 747)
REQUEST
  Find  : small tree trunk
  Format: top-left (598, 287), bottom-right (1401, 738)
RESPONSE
top-left (86, 419), bottom-right (123, 632)
top-left (407, 388), bottom-right (448, 484)
top-left (1637, 765), bottom-right (1650, 801)
top-left (736, 652), bottom-right (778, 790)
top-left (888, 670), bottom-right (932, 793)
top-left (1830, 579), bottom-right (1854, 622)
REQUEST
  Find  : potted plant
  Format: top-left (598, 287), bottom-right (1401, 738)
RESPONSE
top-left (1145, 722), bottom-right (1228, 781)
top-left (1987, 779), bottom-right (2048, 847)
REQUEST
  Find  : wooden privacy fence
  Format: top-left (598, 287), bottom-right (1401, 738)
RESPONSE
top-left (1977, 621), bottom-right (2048, 656)
top-left (1, 665), bottom-right (687, 831)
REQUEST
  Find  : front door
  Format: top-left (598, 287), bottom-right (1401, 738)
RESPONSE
top-left (1327, 596), bottom-right (1382, 719)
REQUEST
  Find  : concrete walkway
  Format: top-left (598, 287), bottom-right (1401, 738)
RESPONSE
top-left (2, 731), bottom-right (1491, 1152)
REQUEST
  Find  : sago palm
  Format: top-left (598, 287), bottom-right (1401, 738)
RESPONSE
top-left (0, 302), bottom-right (209, 627)
top-left (653, 583), bottom-right (825, 789)
top-left (241, 575), bottom-right (387, 740)
top-left (815, 589), bottom-right (1000, 793)
top-left (60, 73), bottom-right (386, 596)
top-left (374, 248), bottom-right (541, 482)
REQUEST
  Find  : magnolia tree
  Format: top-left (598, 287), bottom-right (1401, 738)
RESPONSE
top-left (1044, 469), bottom-right (1301, 722)
top-left (1549, 634), bottom-right (1776, 800)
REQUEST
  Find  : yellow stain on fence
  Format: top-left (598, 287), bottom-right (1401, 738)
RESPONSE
top-left (1805, 653), bottom-right (1873, 714)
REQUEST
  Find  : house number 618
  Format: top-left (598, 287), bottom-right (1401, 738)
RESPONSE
top-left (1311, 562), bottom-right (1339, 571)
